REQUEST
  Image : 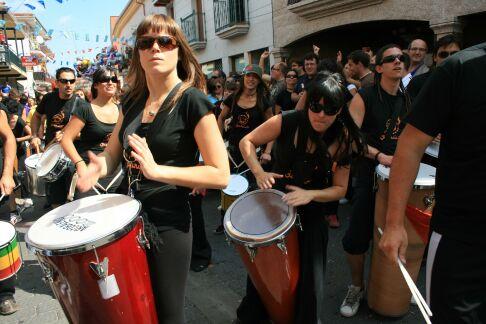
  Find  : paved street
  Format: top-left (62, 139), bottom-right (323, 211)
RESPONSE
top-left (3, 191), bottom-right (423, 324)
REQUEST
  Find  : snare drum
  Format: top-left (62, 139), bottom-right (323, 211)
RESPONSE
top-left (0, 221), bottom-right (22, 281)
top-left (368, 163), bottom-right (436, 317)
top-left (26, 194), bottom-right (157, 324)
top-left (25, 153), bottom-right (47, 196)
top-left (224, 189), bottom-right (300, 324)
top-left (221, 174), bottom-right (249, 211)
top-left (36, 143), bottom-right (71, 182)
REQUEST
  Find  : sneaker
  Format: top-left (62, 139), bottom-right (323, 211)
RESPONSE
top-left (213, 224), bottom-right (224, 235)
top-left (326, 214), bottom-right (340, 228)
top-left (0, 297), bottom-right (19, 315)
top-left (340, 285), bottom-right (364, 317)
top-left (9, 212), bottom-right (22, 225)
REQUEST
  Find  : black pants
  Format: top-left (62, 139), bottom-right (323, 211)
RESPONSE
top-left (190, 194), bottom-right (211, 265)
top-left (427, 232), bottom-right (486, 324)
top-left (46, 170), bottom-right (71, 205)
top-left (147, 225), bottom-right (192, 324)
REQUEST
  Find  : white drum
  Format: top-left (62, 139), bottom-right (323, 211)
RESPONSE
top-left (25, 154), bottom-right (47, 196)
top-left (425, 141), bottom-right (439, 159)
top-left (36, 143), bottom-right (71, 182)
top-left (376, 163), bottom-right (435, 189)
top-left (0, 221), bottom-right (22, 281)
top-left (221, 174), bottom-right (249, 211)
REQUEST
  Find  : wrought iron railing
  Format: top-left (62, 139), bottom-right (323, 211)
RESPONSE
top-left (181, 11), bottom-right (206, 44)
top-left (287, 0), bottom-right (302, 4)
top-left (213, 0), bottom-right (248, 33)
top-left (0, 45), bottom-right (26, 73)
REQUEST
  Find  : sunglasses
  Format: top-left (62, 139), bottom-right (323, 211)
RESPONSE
top-left (58, 78), bottom-right (76, 85)
top-left (286, 74), bottom-right (297, 79)
top-left (99, 76), bottom-right (119, 84)
top-left (309, 101), bottom-right (340, 116)
top-left (437, 51), bottom-right (458, 59)
top-left (136, 35), bottom-right (178, 51)
top-left (381, 54), bottom-right (406, 64)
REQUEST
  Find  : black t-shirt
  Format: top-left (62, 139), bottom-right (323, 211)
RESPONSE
top-left (12, 118), bottom-right (26, 156)
top-left (36, 90), bottom-right (90, 144)
top-left (407, 42), bottom-right (486, 245)
top-left (118, 86), bottom-right (213, 231)
top-left (293, 75), bottom-right (314, 94)
top-left (73, 103), bottom-right (118, 160)
top-left (359, 84), bottom-right (408, 155)
top-left (275, 89), bottom-right (295, 112)
top-left (223, 93), bottom-right (271, 147)
top-left (407, 70), bottom-right (431, 101)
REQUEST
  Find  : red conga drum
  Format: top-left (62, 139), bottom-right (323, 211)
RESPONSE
top-left (224, 189), bottom-right (300, 324)
top-left (26, 194), bottom-right (158, 324)
top-left (368, 163), bottom-right (435, 317)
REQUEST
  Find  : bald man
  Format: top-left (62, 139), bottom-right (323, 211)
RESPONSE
top-left (407, 39), bottom-right (430, 77)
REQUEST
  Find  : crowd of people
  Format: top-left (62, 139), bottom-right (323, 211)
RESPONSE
top-left (0, 12), bottom-right (484, 324)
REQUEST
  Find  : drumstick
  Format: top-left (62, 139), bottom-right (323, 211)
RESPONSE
top-left (238, 169), bottom-right (250, 175)
top-left (377, 227), bottom-right (433, 323)
top-left (0, 193), bottom-right (4, 202)
top-left (104, 169), bottom-right (123, 192)
top-left (92, 186), bottom-right (102, 195)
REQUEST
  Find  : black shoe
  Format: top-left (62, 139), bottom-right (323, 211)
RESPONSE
top-left (190, 259), bottom-right (210, 272)
top-left (0, 297), bottom-right (19, 315)
top-left (213, 224), bottom-right (224, 235)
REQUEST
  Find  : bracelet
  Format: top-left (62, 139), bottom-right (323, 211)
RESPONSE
top-left (374, 151), bottom-right (381, 162)
top-left (74, 160), bottom-right (84, 166)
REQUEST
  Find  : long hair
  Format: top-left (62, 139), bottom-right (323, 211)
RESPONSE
top-left (91, 67), bottom-right (117, 100)
top-left (230, 73), bottom-right (269, 117)
top-left (124, 14), bottom-right (206, 110)
top-left (374, 44), bottom-right (412, 113)
top-left (303, 72), bottom-right (366, 165)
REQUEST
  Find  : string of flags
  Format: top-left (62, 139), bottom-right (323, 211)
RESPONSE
top-left (24, 0), bottom-right (64, 11)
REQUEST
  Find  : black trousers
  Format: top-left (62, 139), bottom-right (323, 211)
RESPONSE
top-left (190, 194), bottom-right (211, 265)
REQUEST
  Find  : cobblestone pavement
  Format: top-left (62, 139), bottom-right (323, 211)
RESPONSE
top-left (2, 192), bottom-right (423, 324)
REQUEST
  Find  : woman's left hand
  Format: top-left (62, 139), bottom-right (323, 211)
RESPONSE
top-left (128, 134), bottom-right (160, 181)
top-left (282, 185), bottom-right (313, 207)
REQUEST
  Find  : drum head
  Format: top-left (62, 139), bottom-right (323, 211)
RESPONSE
top-left (26, 194), bottom-right (141, 254)
top-left (223, 174), bottom-right (249, 196)
top-left (425, 142), bottom-right (439, 158)
top-left (25, 153), bottom-right (41, 168)
top-left (37, 144), bottom-right (63, 177)
top-left (415, 163), bottom-right (436, 188)
top-left (376, 164), bottom-right (390, 181)
top-left (224, 189), bottom-right (296, 245)
top-left (0, 221), bottom-right (15, 246)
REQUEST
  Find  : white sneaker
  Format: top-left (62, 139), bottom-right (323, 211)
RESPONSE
top-left (9, 213), bottom-right (22, 225)
top-left (340, 285), bottom-right (364, 317)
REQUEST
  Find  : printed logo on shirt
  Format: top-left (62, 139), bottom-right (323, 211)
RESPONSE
top-left (101, 133), bottom-right (112, 147)
top-left (51, 111), bottom-right (67, 129)
top-left (380, 116), bottom-right (402, 141)
top-left (235, 111), bottom-right (250, 129)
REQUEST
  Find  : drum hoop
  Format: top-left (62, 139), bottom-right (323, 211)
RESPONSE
top-left (224, 189), bottom-right (297, 245)
top-left (26, 203), bottom-right (142, 256)
top-left (0, 221), bottom-right (16, 248)
top-left (376, 164), bottom-right (436, 190)
top-left (37, 144), bottom-right (69, 177)
top-left (40, 159), bottom-right (70, 182)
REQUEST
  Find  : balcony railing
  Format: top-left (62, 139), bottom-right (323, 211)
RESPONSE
top-left (287, 0), bottom-right (301, 4)
top-left (213, 0), bottom-right (249, 39)
top-left (287, 0), bottom-right (384, 20)
top-left (180, 11), bottom-right (206, 50)
top-left (0, 45), bottom-right (27, 74)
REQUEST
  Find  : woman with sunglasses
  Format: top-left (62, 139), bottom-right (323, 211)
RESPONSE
top-left (339, 44), bottom-right (411, 317)
top-left (238, 71), bottom-right (365, 323)
top-left (76, 14), bottom-right (229, 323)
top-left (61, 67), bottom-right (121, 199)
top-left (274, 68), bottom-right (299, 114)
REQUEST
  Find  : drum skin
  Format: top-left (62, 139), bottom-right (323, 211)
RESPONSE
top-left (235, 228), bottom-right (300, 324)
top-left (36, 220), bottom-right (158, 324)
top-left (368, 177), bottom-right (434, 317)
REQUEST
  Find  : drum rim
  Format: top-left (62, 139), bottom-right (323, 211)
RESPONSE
top-left (37, 143), bottom-right (68, 177)
top-left (425, 144), bottom-right (439, 158)
top-left (376, 163), bottom-right (436, 189)
top-left (25, 195), bottom-right (142, 256)
top-left (0, 221), bottom-right (16, 247)
top-left (223, 189), bottom-right (297, 246)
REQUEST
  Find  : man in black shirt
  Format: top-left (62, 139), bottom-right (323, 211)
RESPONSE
top-left (30, 67), bottom-right (89, 207)
top-left (347, 50), bottom-right (374, 89)
top-left (291, 52), bottom-right (319, 103)
top-left (380, 43), bottom-right (486, 323)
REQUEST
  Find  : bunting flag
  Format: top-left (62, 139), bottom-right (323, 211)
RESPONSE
top-left (0, 20), bottom-right (5, 28)
top-left (38, 0), bottom-right (46, 8)
top-left (14, 23), bottom-right (25, 31)
top-left (33, 26), bottom-right (41, 36)
top-left (56, 0), bottom-right (63, 3)
top-left (47, 29), bottom-right (54, 37)
top-left (24, 4), bottom-right (36, 10)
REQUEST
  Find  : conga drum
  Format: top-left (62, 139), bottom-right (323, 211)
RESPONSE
top-left (368, 163), bottom-right (436, 317)
top-left (0, 221), bottom-right (22, 281)
top-left (224, 189), bottom-right (300, 324)
top-left (25, 194), bottom-right (158, 324)
top-left (220, 174), bottom-right (249, 211)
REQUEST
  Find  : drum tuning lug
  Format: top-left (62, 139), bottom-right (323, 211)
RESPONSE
top-left (137, 229), bottom-right (151, 250)
top-left (296, 214), bottom-right (303, 231)
top-left (245, 246), bottom-right (257, 262)
top-left (423, 194), bottom-right (435, 209)
top-left (41, 265), bottom-right (53, 284)
top-left (277, 240), bottom-right (288, 255)
top-left (89, 257), bottom-right (109, 280)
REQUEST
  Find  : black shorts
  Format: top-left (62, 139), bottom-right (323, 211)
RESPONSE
top-left (342, 158), bottom-right (376, 255)
top-left (427, 232), bottom-right (486, 324)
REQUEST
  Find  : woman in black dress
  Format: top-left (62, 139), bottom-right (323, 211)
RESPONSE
top-left (76, 14), bottom-right (229, 323)
top-left (238, 72), bottom-right (366, 323)
top-left (61, 67), bottom-right (121, 199)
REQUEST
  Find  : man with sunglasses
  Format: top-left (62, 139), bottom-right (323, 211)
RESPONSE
top-left (408, 35), bottom-right (461, 100)
top-left (30, 67), bottom-right (90, 208)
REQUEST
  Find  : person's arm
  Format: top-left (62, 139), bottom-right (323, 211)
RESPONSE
top-left (30, 111), bottom-right (43, 146)
top-left (240, 114), bottom-right (284, 189)
top-left (128, 112), bottom-right (230, 189)
top-left (295, 91), bottom-right (306, 110)
top-left (61, 116), bottom-right (87, 176)
top-left (17, 123), bottom-right (32, 143)
top-left (259, 50), bottom-right (271, 81)
top-left (274, 103), bottom-right (282, 115)
top-left (261, 106), bottom-right (275, 162)
top-left (0, 110), bottom-right (16, 195)
top-left (217, 102), bottom-right (230, 134)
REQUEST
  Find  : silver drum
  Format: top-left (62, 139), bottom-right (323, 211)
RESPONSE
top-left (24, 153), bottom-right (47, 196)
top-left (36, 143), bottom-right (71, 182)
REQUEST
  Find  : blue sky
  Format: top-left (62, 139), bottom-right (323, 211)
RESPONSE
top-left (5, 0), bottom-right (127, 75)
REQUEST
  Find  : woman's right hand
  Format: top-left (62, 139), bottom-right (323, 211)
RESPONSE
top-left (378, 153), bottom-right (393, 166)
top-left (76, 151), bottom-right (103, 192)
top-left (255, 171), bottom-right (283, 189)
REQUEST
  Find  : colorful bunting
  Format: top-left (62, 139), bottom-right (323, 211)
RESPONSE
top-left (38, 0), bottom-right (46, 8)
top-left (24, 4), bottom-right (36, 10)
top-left (55, 0), bottom-right (63, 3)
top-left (0, 20), bottom-right (5, 28)
top-left (47, 29), bottom-right (54, 37)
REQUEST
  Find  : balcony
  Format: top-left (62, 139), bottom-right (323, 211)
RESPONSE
top-left (287, 0), bottom-right (384, 21)
top-left (180, 11), bottom-right (206, 51)
top-left (153, 0), bottom-right (171, 6)
top-left (213, 0), bottom-right (249, 39)
top-left (0, 45), bottom-right (27, 79)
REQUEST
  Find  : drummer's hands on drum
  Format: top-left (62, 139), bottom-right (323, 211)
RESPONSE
top-left (255, 171), bottom-right (283, 189)
top-left (282, 185), bottom-right (313, 207)
top-left (0, 174), bottom-right (15, 196)
top-left (379, 224), bottom-right (408, 264)
top-left (76, 151), bottom-right (102, 192)
top-left (128, 134), bottom-right (158, 180)
top-left (378, 153), bottom-right (393, 166)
